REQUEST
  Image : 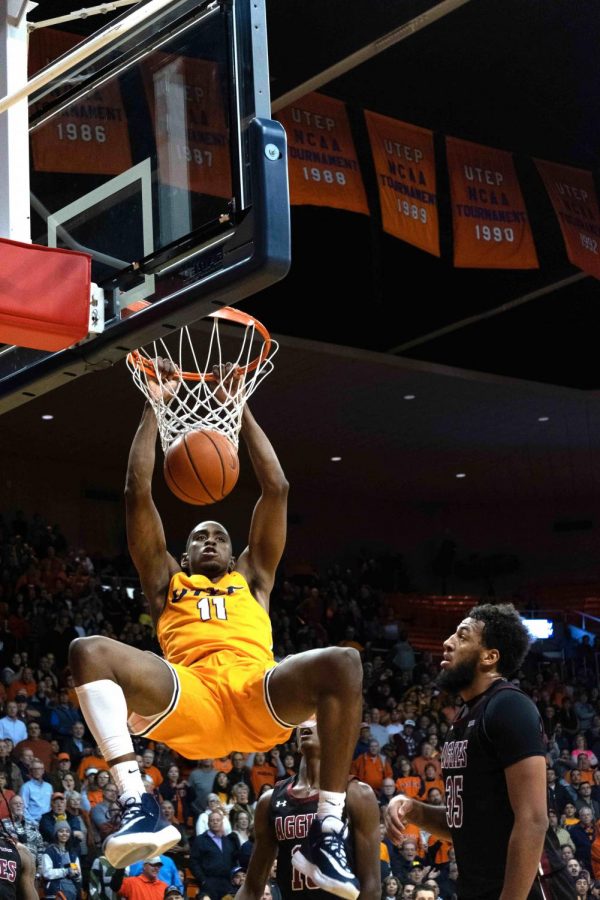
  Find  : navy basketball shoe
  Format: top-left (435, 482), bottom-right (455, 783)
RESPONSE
top-left (103, 792), bottom-right (180, 868)
top-left (292, 816), bottom-right (359, 900)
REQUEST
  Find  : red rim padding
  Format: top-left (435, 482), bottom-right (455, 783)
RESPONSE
top-left (0, 238), bottom-right (91, 351)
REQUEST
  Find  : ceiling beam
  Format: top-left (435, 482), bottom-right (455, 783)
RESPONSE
top-left (271, 0), bottom-right (474, 112)
top-left (389, 272), bottom-right (588, 354)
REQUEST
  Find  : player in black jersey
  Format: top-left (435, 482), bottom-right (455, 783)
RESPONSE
top-left (236, 722), bottom-right (381, 900)
top-left (0, 827), bottom-right (38, 900)
top-left (385, 603), bottom-right (549, 900)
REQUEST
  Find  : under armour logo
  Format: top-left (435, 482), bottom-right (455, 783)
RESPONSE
top-left (275, 800), bottom-right (287, 807)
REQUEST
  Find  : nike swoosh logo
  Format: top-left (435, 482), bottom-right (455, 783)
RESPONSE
top-left (128, 768), bottom-right (138, 774)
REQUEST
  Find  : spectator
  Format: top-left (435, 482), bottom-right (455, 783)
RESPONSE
top-left (40, 820), bottom-right (83, 900)
top-left (248, 752), bottom-right (279, 797)
top-left (575, 696), bottom-right (597, 733)
top-left (570, 807), bottom-right (596, 870)
top-left (578, 784), bottom-right (600, 819)
top-left (196, 795), bottom-right (232, 836)
top-left (549, 808), bottom-right (575, 850)
top-left (112, 858), bottom-right (168, 900)
top-left (62, 721), bottom-right (93, 770)
top-left (351, 739), bottom-right (393, 793)
top-left (230, 809), bottom-right (251, 848)
top-left (189, 760), bottom-right (218, 813)
top-left (369, 708), bottom-right (391, 749)
top-left (572, 735), bottom-right (599, 768)
top-left (189, 810), bottom-right (239, 900)
top-left (547, 766), bottom-right (573, 814)
top-left (227, 754), bottom-right (255, 803)
top-left (7, 667), bottom-right (37, 701)
top-left (140, 749), bottom-right (163, 788)
top-left (157, 801), bottom-right (189, 865)
top-left (49, 687), bottom-right (83, 737)
top-left (213, 771), bottom-right (230, 808)
top-left (1, 793), bottom-right (45, 867)
top-left (65, 790), bottom-right (90, 880)
top-left (411, 742), bottom-right (442, 780)
top-left (39, 791), bottom-right (75, 843)
top-left (394, 759), bottom-right (422, 799)
top-left (389, 837), bottom-right (424, 881)
top-left (20, 756), bottom-right (52, 822)
top-left (560, 698), bottom-right (580, 744)
top-left (15, 720), bottom-right (53, 770)
top-left (0, 739), bottom-right (22, 790)
top-left (0, 700), bottom-right (27, 744)
top-left (0, 771), bottom-right (15, 819)
top-left (90, 782), bottom-right (119, 848)
top-left (228, 784), bottom-right (254, 822)
top-left (392, 632), bottom-right (416, 673)
top-left (382, 874), bottom-right (400, 900)
top-left (158, 765), bottom-right (181, 804)
top-left (354, 723), bottom-right (372, 760)
top-left (379, 778), bottom-right (398, 808)
top-left (51, 752), bottom-right (81, 792)
top-left (394, 720), bottom-right (418, 759)
top-left (127, 855), bottom-right (184, 893)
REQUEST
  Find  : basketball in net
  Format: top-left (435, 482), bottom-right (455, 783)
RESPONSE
top-left (164, 429), bottom-right (240, 505)
top-left (126, 307), bottom-right (278, 506)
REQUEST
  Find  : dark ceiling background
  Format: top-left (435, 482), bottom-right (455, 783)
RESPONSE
top-left (26, 0), bottom-right (600, 391)
top-left (3, 0), bottom-right (600, 556)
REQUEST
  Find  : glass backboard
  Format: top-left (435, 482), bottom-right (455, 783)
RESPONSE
top-left (0, 0), bottom-right (290, 413)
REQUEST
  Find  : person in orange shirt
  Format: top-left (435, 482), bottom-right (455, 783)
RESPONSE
top-left (394, 759), bottom-right (421, 800)
top-left (351, 740), bottom-right (393, 794)
top-left (76, 751), bottom-right (109, 782)
top-left (7, 667), bottom-right (37, 701)
top-left (411, 743), bottom-right (441, 780)
top-left (213, 757), bottom-right (233, 775)
top-left (248, 751), bottom-right (279, 797)
top-left (114, 857), bottom-right (169, 900)
top-left (140, 749), bottom-right (164, 788)
top-left (418, 764), bottom-right (444, 801)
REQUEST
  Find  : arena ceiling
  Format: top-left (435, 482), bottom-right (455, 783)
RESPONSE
top-left (3, 0), bottom-right (600, 516)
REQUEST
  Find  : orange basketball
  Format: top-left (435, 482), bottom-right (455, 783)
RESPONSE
top-left (164, 430), bottom-right (239, 505)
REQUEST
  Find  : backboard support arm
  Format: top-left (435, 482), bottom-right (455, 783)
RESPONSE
top-left (0, 0), bottom-right (37, 242)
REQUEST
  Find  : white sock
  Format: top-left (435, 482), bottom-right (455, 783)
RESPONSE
top-left (317, 790), bottom-right (345, 832)
top-left (112, 760), bottom-right (145, 799)
top-left (75, 680), bottom-right (144, 797)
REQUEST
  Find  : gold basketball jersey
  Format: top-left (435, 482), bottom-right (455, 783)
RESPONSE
top-left (157, 570), bottom-right (275, 667)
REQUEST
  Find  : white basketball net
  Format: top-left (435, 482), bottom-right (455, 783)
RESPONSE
top-left (126, 310), bottom-right (278, 454)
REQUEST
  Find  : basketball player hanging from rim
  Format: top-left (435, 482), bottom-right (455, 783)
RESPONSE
top-left (68, 359), bottom-right (363, 900)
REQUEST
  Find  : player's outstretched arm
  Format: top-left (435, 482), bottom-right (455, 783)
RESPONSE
top-left (384, 794), bottom-right (451, 844)
top-left (347, 781), bottom-right (382, 900)
top-left (125, 360), bottom-right (179, 619)
top-left (236, 792), bottom-right (278, 900)
top-left (236, 406), bottom-right (289, 609)
top-left (17, 842), bottom-right (39, 900)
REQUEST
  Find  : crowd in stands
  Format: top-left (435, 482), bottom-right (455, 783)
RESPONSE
top-left (1, 510), bottom-right (600, 900)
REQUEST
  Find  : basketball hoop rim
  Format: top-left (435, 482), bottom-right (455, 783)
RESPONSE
top-left (126, 306), bottom-right (273, 382)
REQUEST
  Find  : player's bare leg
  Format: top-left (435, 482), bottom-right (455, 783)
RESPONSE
top-left (69, 636), bottom-right (180, 867)
top-left (268, 647), bottom-right (363, 900)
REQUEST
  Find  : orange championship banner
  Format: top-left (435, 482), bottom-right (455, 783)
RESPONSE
top-left (364, 110), bottom-right (439, 256)
top-left (534, 159), bottom-right (600, 279)
top-left (29, 29), bottom-right (132, 176)
top-left (276, 93), bottom-right (368, 214)
top-left (142, 54), bottom-right (231, 199)
top-left (446, 136), bottom-right (538, 269)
